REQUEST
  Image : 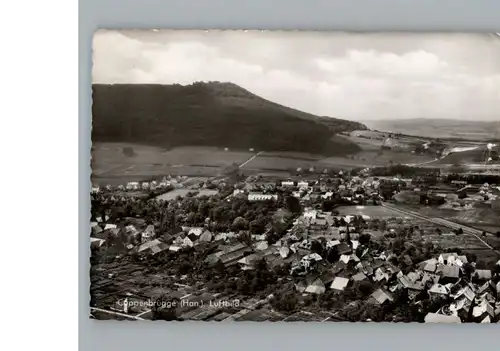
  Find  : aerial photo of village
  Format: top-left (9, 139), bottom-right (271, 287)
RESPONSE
top-left (89, 30), bottom-right (500, 323)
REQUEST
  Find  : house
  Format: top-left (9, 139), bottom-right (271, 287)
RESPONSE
top-left (295, 280), bottom-right (307, 293)
top-left (219, 244), bottom-right (253, 267)
top-left (238, 254), bottom-right (261, 269)
top-left (373, 267), bottom-right (391, 283)
top-left (198, 230), bottom-right (213, 243)
top-left (472, 299), bottom-right (495, 321)
top-left (474, 269), bottom-right (492, 281)
top-left (352, 272), bottom-right (367, 282)
top-left (297, 181), bottom-right (309, 190)
top-left (326, 240), bottom-right (341, 249)
top-left (305, 278), bottom-right (326, 295)
top-left (424, 313), bottom-right (461, 324)
top-left (369, 288), bottom-right (394, 305)
top-left (142, 225), bottom-right (155, 243)
top-left (437, 264), bottom-right (460, 282)
top-left (438, 253), bottom-right (458, 265)
top-left (281, 181), bottom-right (294, 187)
top-left (330, 277), bottom-right (350, 291)
top-left (303, 210), bottom-right (317, 219)
top-left (336, 242), bottom-right (352, 255)
top-left (182, 237), bottom-right (194, 248)
top-left (254, 241), bottom-right (269, 251)
top-left (428, 284), bottom-right (450, 299)
top-left (279, 246), bottom-right (290, 258)
top-left (91, 222), bottom-right (103, 235)
top-left (136, 239), bottom-right (169, 255)
top-left (340, 254), bottom-right (360, 264)
top-left (188, 227), bottom-right (204, 237)
top-left (90, 237), bottom-right (105, 249)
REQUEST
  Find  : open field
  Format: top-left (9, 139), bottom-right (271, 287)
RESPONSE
top-left (462, 249), bottom-right (500, 267)
top-left (422, 233), bottom-right (490, 250)
top-left (415, 206), bottom-right (500, 229)
top-left (241, 149), bottom-right (435, 173)
top-left (92, 143), bottom-right (255, 172)
top-left (240, 155), bottom-right (326, 172)
top-left (335, 205), bottom-right (405, 218)
top-left (155, 188), bottom-right (220, 201)
top-left (363, 119), bottom-right (499, 141)
top-left (91, 143), bottom-right (257, 185)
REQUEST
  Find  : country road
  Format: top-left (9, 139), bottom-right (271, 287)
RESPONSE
top-left (238, 151), bottom-right (263, 168)
top-left (380, 202), bottom-right (497, 251)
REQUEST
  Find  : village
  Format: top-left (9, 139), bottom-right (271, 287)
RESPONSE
top-left (90, 166), bottom-right (500, 323)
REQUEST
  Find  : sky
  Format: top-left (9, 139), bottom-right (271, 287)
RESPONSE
top-left (93, 30), bottom-right (500, 122)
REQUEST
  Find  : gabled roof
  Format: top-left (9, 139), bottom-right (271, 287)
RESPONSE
top-left (305, 279), bottom-right (326, 295)
top-left (429, 284), bottom-right (449, 295)
top-left (137, 239), bottom-right (162, 253)
top-left (474, 269), bottom-right (492, 280)
top-left (198, 231), bottom-right (213, 242)
top-left (330, 277), bottom-right (350, 291)
top-left (437, 264), bottom-right (460, 278)
top-left (370, 288), bottom-right (394, 305)
top-left (473, 299), bottom-right (495, 318)
top-left (352, 272), bottom-right (367, 281)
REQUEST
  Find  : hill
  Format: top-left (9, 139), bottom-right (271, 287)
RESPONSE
top-left (91, 82), bottom-right (367, 156)
top-left (363, 118), bottom-right (499, 141)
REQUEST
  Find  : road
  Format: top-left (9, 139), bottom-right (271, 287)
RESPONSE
top-left (239, 151), bottom-right (263, 168)
top-left (380, 202), bottom-right (496, 251)
top-left (223, 151), bottom-right (264, 201)
top-left (90, 307), bottom-right (145, 320)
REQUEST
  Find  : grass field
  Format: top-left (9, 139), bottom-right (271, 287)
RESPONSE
top-left (155, 189), bottom-right (194, 201)
top-left (335, 205), bottom-right (405, 218)
top-left (91, 143), bottom-right (256, 185)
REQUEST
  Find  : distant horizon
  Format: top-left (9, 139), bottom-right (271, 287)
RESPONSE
top-left (93, 31), bottom-right (500, 122)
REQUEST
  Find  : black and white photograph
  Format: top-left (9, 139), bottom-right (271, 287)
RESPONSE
top-left (90, 30), bottom-right (500, 323)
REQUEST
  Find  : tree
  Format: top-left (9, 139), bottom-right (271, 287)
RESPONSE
top-left (232, 217), bottom-right (248, 231)
top-left (359, 233), bottom-right (371, 246)
top-left (285, 195), bottom-right (302, 214)
top-left (151, 294), bottom-right (179, 321)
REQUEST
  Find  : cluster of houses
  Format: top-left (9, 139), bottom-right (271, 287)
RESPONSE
top-left (232, 175), bottom-right (385, 205)
top-left (91, 175), bottom-right (188, 194)
top-left (91, 170), bottom-right (500, 322)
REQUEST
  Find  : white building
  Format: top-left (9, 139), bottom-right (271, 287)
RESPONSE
top-left (282, 181), bottom-right (294, 187)
top-left (126, 182), bottom-right (139, 190)
top-left (297, 181), bottom-right (309, 190)
top-left (141, 225), bottom-right (155, 243)
top-left (248, 193), bottom-right (278, 201)
top-left (303, 209), bottom-right (317, 219)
